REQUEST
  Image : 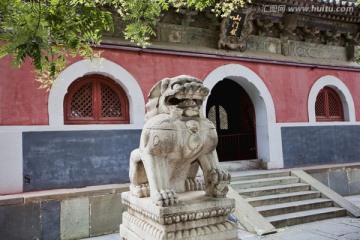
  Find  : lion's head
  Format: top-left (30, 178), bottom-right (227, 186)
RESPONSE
top-left (145, 75), bottom-right (210, 121)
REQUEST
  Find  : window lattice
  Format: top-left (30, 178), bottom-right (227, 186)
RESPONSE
top-left (208, 106), bottom-right (217, 127)
top-left (207, 105), bottom-right (228, 130)
top-left (219, 105), bottom-right (228, 130)
top-left (315, 91), bottom-right (325, 117)
top-left (64, 74), bottom-right (129, 124)
top-left (328, 92), bottom-right (341, 117)
top-left (315, 87), bottom-right (344, 122)
top-left (101, 83), bottom-right (122, 117)
top-left (70, 83), bottom-right (93, 117)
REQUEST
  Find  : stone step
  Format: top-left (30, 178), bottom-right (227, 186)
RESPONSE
top-left (246, 191), bottom-right (321, 207)
top-left (231, 171), bottom-right (290, 182)
top-left (266, 207), bottom-right (347, 228)
top-left (238, 183), bottom-right (310, 198)
top-left (256, 198), bottom-right (334, 217)
top-left (231, 176), bottom-right (300, 190)
top-left (219, 160), bottom-right (261, 172)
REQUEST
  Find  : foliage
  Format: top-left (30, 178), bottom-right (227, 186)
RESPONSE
top-left (356, 46), bottom-right (360, 64)
top-left (0, 0), bottom-right (248, 90)
top-left (116, 0), bottom-right (249, 46)
top-left (358, 0), bottom-right (360, 62)
top-left (1, 0), bottom-right (359, 90)
top-left (0, 0), bottom-right (114, 90)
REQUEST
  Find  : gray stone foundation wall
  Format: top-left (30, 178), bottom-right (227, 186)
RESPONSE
top-left (1, 165), bottom-right (360, 238)
top-left (0, 184), bottom-right (129, 240)
top-left (305, 164), bottom-right (360, 197)
top-left (281, 126), bottom-right (360, 168)
top-left (23, 129), bottom-right (141, 192)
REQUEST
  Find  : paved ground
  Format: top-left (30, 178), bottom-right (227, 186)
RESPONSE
top-left (82, 195), bottom-right (360, 240)
top-left (239, 217), bottom-right (360, 240)
top-left (82, 234), bottom-right (119, 240)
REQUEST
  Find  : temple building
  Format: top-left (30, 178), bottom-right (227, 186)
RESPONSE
top-left (0, 0), bottom-right (360, 238)
top-left (1, 0), bottom-right (360, 193)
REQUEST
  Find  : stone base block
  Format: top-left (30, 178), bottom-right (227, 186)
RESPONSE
top-left (120, 191), bottom-right (238, 240)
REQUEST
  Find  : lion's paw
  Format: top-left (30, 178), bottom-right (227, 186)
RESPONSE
top-left (130, 183), bottom-right (150, 198)
top-left (209, 168), bottom-right (231, 183)
top-left (185, 178), bottom-right (204, 191)
top-left (153, 189), bottom-right (179, 207)
top-left (205, 169), bottom-right (231, 197)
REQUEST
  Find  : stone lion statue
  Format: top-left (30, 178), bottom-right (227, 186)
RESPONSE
top-left (129, 75), bottom-right (230, 206)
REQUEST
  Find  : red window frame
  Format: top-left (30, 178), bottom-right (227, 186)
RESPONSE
top-left (64, 74), bottom-right (129, 124)
top-left (315, 87), bottom-right (344, 122)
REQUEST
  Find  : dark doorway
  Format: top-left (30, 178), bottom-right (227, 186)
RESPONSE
top-left (206, 79), bottom-right (257, 161)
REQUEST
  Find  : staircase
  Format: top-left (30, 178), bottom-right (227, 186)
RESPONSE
top-left (231, 171), bottom-right (347, 228)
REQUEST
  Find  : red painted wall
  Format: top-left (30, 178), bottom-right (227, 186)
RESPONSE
top-left (0, 55), bottom-right (49, 125)
top-left (1, 48), bottom-right (359, 125)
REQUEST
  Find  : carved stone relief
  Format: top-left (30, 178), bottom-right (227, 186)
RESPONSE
top-left (156, 23), bottom-right (218, 47)
top-left (247, 35), bottom-right (282, 54)
top-left (104, 3), bottom-right (359, 61)
top-left (287, 40), bottom-right (348, 60)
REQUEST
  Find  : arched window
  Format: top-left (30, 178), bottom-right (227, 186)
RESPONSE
top-left (315, 87), bottom-right (344, 122)
top-left (64, 74), bottom-right (129, 124)
top-left (208, 105), bottom-right (228, 130)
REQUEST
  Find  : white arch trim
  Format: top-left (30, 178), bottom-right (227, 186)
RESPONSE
top-left (48, 58), bottom-right (145, 127)
top-left (308, 75), bottom-right (355, 123)
top-left (203, 64), bottom-right (283, 168)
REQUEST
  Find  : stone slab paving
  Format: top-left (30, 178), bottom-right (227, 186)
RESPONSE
top-left (82, 195), bottom-right (360, 240)
top-left (82, 233), bottom-right (119, 240)
top-left (239, 217), bottom-right (360, 240)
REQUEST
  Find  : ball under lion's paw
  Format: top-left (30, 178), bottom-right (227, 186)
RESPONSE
top-left (153, 189), bottom-right (179, 206)
top-left (205, 168), bottom-right (231, 197)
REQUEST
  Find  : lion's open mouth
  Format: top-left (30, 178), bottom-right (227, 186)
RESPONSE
top-left (166, 97), bottom-right (202, 109)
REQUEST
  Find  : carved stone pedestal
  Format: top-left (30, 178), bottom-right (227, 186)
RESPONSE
top-left (120, 191), bottom-right (238, 240)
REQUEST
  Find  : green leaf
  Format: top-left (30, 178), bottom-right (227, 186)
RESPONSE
top-left (0, 0), bottom-right (253, 90)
